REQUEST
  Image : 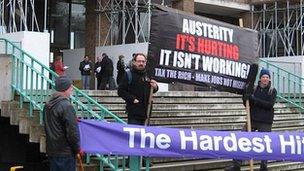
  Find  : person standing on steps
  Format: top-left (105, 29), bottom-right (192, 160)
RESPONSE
top-left (225, 68), bottom-right (277, 171)
top-left (117, 53), bottom-right (159, 125)
top-left (43, 76), bottom-right (80, 171)
top-left (79, 55), bottom-right (93, 90)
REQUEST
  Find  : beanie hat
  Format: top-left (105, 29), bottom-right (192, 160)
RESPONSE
top-left (259, 68), bottom-right (271, 78)
top-left (55, 76), bottom-right (72, 92)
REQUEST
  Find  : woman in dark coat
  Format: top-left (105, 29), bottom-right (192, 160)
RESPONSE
top-left (116, 55), bottom-right (126, 85)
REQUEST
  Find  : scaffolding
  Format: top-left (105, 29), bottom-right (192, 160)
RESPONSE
top-left (0, 0), bottom-right (43, 34)
top-left (96, 0), bottom-right (170, 46)
top-left (251, 0), bottom-right (304, 58)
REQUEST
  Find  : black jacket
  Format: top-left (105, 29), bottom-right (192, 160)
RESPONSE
top-left (116, 59), bottom-right (126, 85)
top-left (243, 82), bottom-right (277, 124)
top-left (100, 56), bottom-right (114, 77)
top-left (118, 68), bottom-right (158, 120)
top-left (79, 60), bottom-right (93, 75)
top-left (43, 93), bottom-right (80, 157)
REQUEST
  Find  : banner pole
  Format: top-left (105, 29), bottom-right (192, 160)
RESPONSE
top-left (77, 154), bottom-right (84, 171)
top-left (145, 86), bottom-right (154, 126)
top-left (246, 100), bottom-right (254, 171)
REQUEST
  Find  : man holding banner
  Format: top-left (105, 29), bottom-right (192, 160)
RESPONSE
top-left (118, 53), bottom-right (158, 125)
top-left (226, 68), bottom-right (277, 171)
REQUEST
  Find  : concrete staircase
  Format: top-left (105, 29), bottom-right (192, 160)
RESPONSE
top-left (85, 90), bottom-right (304, 171)
top-left (0, 101), bottom-right (46, 153)
top-left (2, 90), bottom-right (304, 170)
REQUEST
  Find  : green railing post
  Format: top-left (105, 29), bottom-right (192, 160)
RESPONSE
top-left (11, 54), bottom-right (16, 99)
top-left (276, 67), bottom-right (280, 92)
top-left (130, 156), bottom-right (141, 171)
top-left (299, 77), bottom-right (302, 106)
top-left (288, 74), bottom-right (291, 101)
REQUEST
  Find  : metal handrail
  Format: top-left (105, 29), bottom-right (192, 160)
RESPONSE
top-left (259, 58), bottom-right (304, 110)
top-left (0, 38), bottom-right (143, 171)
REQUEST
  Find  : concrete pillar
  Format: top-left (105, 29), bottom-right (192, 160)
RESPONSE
top-left (0, 54), bottom-right (12, 101)
top-left (172, 0), bottom-right (194, 13)
top-left (85, 0), bottom-right (97, 61)
top-left (241, 7), bottom-right (259, 29)
top-left (85, 0), bottom-right (97, 89)
top-left (85, 1), bottom-right (111, 89)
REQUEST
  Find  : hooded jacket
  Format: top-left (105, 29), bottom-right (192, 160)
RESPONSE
top-left (43, 93), bottom-right (80, 157)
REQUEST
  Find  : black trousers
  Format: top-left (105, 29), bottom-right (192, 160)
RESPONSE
top-left (232, 122), bottom-right (272, 171)
top-left (128, 118), bottom-right (145, 125)
top-left (96, 76), bottom-right (102, 90)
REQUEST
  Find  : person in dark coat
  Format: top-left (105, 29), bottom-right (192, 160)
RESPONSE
top-left (79, 55), bottom-right (93, 89)
top-left (226, 68), bottom-right (277, 171)
top-left (99, 53), bottom-right (115, 90)
top-left (117, 53), bottom-right (158, 125)
top-left (95, 56), bottom-right (103, 90)
top-left (116, 55), bottom-right (126, 85)
top-left (43, 76), bottom-right (80, 171)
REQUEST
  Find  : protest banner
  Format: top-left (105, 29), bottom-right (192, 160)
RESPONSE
top-left (79, 120), bottom-right (304, 161)
top-left (147, 5), bottom-right (259, 94)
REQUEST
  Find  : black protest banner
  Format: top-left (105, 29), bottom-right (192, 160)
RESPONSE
top-left (147, 5), bottom-right (259, 94)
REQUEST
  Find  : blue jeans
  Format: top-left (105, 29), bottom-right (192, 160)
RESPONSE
top-left (82, 75), bottom-right (90, 89)
top-left (49, 156), bottom-right (76, 171)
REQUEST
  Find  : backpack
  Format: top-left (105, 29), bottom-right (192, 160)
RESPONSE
top-left (126, 69), bottom-right (132, 85)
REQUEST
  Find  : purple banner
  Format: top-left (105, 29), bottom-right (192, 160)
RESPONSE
top-left (79, 119), bottom-right (304, 161)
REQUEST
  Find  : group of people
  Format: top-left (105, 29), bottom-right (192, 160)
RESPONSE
top-left (51, 53), bottom-right (127, 90)
top-left (79, 53), bottom-right (127, 90)
top-left (44, 53), bottom-right (276, 171)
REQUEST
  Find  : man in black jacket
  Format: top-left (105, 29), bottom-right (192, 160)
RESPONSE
top-left (79, 55), bottom-right (93, 89)
top-left (226, 68), bottom-right (277, 171)
top-left (99, 53), bottom-right (116, 90)
top-left (118, 53), bottom-right (158, 125)
top-left (43, 76), bottom-right (80, 171)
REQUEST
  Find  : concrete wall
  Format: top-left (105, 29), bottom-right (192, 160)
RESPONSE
top-left (62, 48), bottom-right (85, 81)
top-left (0, 32), bottom-right (50, 90)
top-left (0, 55), bottom-right (12, 102)
top-left (261, 56), bottom-right (304, 93)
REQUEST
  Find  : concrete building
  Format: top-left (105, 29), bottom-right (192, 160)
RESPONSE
top-left (2, 0), bottom-right (302, 89)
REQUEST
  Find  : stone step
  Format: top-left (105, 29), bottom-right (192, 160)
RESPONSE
top-left (87, 97), bottom-right (243, 104)
top-left (148, 115), bottom-right (304, 125)
top-left (103, 108), bottom-right (297, 118)
top-left (40, 135), bottom-right (46, 153)
top-left (29, 125), bottom-right (44, 143)
top-left (0, 101), bottom-right (10, 117)
top-left (18, 110), bottom-right (40, 134)
top-left (85, 103), bottom-right (287, 111)
top-left (25, 90), bottom-right (242, 98)
top-left (160, 120), bottom-right (304, 131)
top-left (82, 90), bottom-right (241, 98)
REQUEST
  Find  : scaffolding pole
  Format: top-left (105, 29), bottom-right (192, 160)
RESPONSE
top-left (96, 0), bottom-right (166, 46)
top-left (0, 0), bottom-right (40, 33)
top-left (251, 0), bottom-right (304, 58)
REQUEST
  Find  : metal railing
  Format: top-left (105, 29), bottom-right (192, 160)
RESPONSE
top-left (259, 58), bottom-right (304, 110)
top-left (0, 38), bottom-right (145, 171)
